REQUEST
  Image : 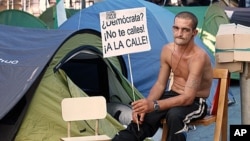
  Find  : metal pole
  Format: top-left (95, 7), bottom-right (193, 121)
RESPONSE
top-left (240, 62), bottom-right (250, 124)
top-left (81, 0), bottom-right (85, 9)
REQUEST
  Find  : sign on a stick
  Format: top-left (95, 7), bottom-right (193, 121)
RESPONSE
top-left (100, 7), bottom-right (151, 58)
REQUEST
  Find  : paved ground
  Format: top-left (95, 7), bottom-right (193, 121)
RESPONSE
top-left (151, 80), bottom-right (241, 141)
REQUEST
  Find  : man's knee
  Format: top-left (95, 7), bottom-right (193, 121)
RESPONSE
top-left (166, 108), bottom-right (183, 121)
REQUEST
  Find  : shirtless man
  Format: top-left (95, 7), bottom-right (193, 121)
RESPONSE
top-left (112, 11), bottom-right (213, 141)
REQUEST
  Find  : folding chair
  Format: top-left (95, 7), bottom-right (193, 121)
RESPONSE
top-left (61, 96), bottom-right (111, 141)
top-left (161, 68), bottom-right (230, 141)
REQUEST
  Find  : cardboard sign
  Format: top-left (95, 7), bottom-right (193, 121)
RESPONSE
top-left (100, 7), bottom-right (151, 58)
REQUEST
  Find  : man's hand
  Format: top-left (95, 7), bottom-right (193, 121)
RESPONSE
top-left (132, 99), bottom-right (154, 113)
top-left (131, 99), bottom-right (154, 124)
top-left (132, 112), bottom-right (145, 124)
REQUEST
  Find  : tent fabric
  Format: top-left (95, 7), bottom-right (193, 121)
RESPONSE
top-left (13, 28), bottom-right (144, 141)
top-left (59, 0), bottom-right (216, 102)
top-left (0, 24), bottom-right (74, 141)
top-left (39, 5), bottom-right (79, 29)
top-left (200, 2), bottom-right (230, 39)
top-left (0, 9), bottom-right (48, 28)
top-left (0, 24), bottom-right (74, 119)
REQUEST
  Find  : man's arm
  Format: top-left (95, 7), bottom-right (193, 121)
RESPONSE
top-left (131, 45), bottom-right (172, 116)
top-left (147, 45), bottom-right (172, 101)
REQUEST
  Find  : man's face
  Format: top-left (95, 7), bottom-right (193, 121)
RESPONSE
top-left (172, 17), bottom-right (197, 46)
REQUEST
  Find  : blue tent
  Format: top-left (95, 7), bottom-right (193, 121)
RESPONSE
top-left (0, 24), bottom-right (75, 140)
top-left (60, 0), bottom-right (217, 108)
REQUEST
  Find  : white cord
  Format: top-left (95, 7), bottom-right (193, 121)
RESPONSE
top-left (127, 54), bottom-right (135, 101)
top-left (127, 54), bottom-right (140, 131)
top-left (77, 6), bottom-right (82, 30)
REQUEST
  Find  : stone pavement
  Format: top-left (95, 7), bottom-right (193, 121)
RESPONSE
top-left (151, 80), bottom-right (241, 141)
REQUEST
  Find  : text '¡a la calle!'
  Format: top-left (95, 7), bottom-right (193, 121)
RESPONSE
top-left (104, 35), bottom-right (148, 53)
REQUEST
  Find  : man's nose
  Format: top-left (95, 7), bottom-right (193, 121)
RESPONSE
top-left (176, 29), bottom-right (183, 36)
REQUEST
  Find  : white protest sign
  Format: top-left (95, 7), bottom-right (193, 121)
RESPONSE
top-left (100, 7), bottom-right (151, 58)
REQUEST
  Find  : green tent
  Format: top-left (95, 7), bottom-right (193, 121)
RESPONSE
top-left (39, 6), bottom-right (79, 29)
top-left (199, 2), bottom-right (230, 47)
top-left (200, 2), bottom-right (239, 79)
top-left (14, 29), bottom-right (144, 141)
top-left (0, 9), bottom-right (48, 28)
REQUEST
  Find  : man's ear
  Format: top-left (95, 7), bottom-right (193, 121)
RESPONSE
top-left (193, 29), bottom-right (198, 36)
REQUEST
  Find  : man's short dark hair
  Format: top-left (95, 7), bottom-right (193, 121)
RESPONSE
top-left (175, 11), bottom-right (198, 29)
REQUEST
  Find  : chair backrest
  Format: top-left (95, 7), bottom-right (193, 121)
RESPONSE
top-left (61, 96), bottom-right (107, 122)
top-left (210, 68), bottom-right (230, 116)
top-left (211, 68), bottom-right (230, 141)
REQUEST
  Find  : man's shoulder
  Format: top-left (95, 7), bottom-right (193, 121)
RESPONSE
top-left (163, 42), bottom-right (174, 50)
top-left (189, 47), bottom-right (212, 68)
top-left (194, 46), bottom-right (210, 58)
